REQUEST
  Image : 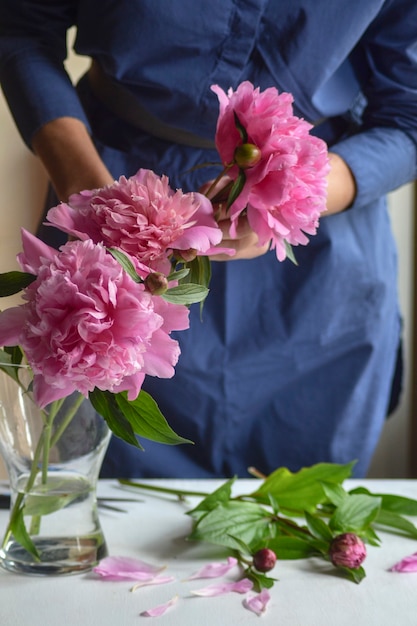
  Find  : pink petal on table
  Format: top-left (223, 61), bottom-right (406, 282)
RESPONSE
top-left (140, 595), bottom-right (179, 617)
top-left (131, 575), bottom-right (176, 591)
top-left (187, 557), bottom-right (238, 580)
top-left (390, 552), bottom-right (417, 572)
top-left (191, 578), bottom-right (253, 597)
top-left (243, 589), bottom-right (271, 616)
top-left (93, 556), bottom-right (166, 581)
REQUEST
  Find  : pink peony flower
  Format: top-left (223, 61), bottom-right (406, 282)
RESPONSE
top-left (0, 229), bottom-right (189, 408)
top-left (46, 169), bottom-right (223, 272)
top-left (211, 81), bottom-right (330, 261)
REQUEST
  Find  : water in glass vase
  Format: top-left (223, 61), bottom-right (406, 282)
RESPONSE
top-left (0, 472), bottom-right (108, 575)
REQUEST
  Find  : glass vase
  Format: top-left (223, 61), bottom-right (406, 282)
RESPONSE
top-left (0, 370), bottom-right (111, 575)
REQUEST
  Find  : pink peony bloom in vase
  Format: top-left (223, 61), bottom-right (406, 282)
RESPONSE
top-left (0, 229), bottom-right (189, 408)
top-left (46, 169), bottom-right (223, 272)
top-left (211, 81), bottom-right (330, 261)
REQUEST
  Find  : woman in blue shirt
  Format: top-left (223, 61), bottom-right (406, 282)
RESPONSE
top-left (1, 1), bottom-right (416, 478)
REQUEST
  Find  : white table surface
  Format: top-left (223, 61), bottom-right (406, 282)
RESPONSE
top-left (1, 478), bottom-right (417, 625)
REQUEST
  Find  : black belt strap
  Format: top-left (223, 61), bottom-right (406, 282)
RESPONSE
top-left (87, 61), bottom-right (216, 149)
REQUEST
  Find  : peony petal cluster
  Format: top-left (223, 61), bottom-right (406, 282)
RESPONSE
top-left (329, 533), bottom-right (367, 570)
top-left (46, 168), bottom-right (223, 272)
top-left (0, 229), bottom-right (189, 408)
top-left (211, 81), bottom-right (330, 261)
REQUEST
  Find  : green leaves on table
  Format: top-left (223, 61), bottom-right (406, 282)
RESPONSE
top-left (184, 462), bottom-right (417, 587)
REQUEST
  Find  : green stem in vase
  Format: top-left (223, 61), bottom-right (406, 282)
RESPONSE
top-left (2, 393), bottom-right (86, 555)
top-left (1, 426), bottom-right (47, 557)
top-left (49, 393), bottom-right (85, 448)
top-left (29, 399), bottom-right (65, 534)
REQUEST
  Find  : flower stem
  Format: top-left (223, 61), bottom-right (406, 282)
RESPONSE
top-left (118, 479), bottom-right (210, 499)
top-left (3, 393), bottom-right (86, 545)
top-left (49, 393), bottom-right (85, 448)
top-left (203, 164), bottom-right (233, 202)
top-left (2, 427), bottom-right (46, 548)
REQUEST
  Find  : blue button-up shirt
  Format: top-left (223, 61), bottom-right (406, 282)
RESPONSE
top-left (1, 1), bottom-right (417, 478)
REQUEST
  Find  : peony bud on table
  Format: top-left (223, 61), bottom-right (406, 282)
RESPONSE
top-left (329, 533), bottom-right (366, 569)
top-left (252, 548), bottom-right (277, 572)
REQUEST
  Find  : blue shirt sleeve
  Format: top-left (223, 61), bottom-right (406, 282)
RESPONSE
top-left (0, 0), bottom-right (90, 148)
top-left (331, 0), bottom-right (417, 209)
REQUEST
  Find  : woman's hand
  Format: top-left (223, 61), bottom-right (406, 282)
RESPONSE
top-left (209, 204), bottom-right (270, 261)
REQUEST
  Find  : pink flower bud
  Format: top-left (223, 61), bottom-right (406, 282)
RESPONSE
top-left (252, 548), bottom-right (277, 572)
top-left (329, 533), bottom-right (366, 569)
top-left (234, 143), bottom-right (262, 169)
top-left (172, 248), bottom-right (198, 263)
top-left (144, 272), bottom-right (169, 295)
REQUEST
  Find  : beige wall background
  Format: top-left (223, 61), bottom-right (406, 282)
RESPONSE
top-left (0, 36), bottom-right (415, 479)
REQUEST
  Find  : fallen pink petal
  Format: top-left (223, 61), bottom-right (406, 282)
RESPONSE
top-left (131, 575), bottom-right (176, 591)
top-left (93, 556), bottom-right (166, 581)
top-left (191, 578), bottom-right (253, 597)
top-left (243, 589), bottom-right (271, 616)
top-left (187, 557), bottom-right (238, 580)
top-left (140, 595), bottom-right (179, 617)
top-left (389, 552), bottom-right (417, 573)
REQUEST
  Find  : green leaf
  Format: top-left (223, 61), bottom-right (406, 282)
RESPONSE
top-left (167, 267), bottom-right (190, 282)
top-left (329, 494), bottom-right (381, 533)
top-left (89, 388), bottom-right (142, 448)
top-left (338, 565), bottom-right (366, 584)
top-left (0, 347), bottom-right (26, 383)
top-left (320, 481), bottom-right (348, 507)
top-left (245, 568), bottom-right (276, 592)
top-left (379, 494), bottom-right (417, 516)
top-left (360, 526), bottom-right (381, 546)
top-left (8, 506), bottom-right (40, 561)
top-left (304, 511), bottom-right (334, 542)
top-left (162, 283), bottom-right (209, 305)
top-left (185, 255), bottom-right (211, 291)
top-left (183, 256), bottom-right (211, 317)
top-left (375, 509), bottom-right (417, 539)
top-left (266, 536), bottom-right (318, 560)
top-left (189, 501), bottom-right (272, 551)
top-left (23, 493), bottom-right (80, 517)
top-left (350, 487), bottom-right (417, 516)
top-left (115, 390), bottom-right (193, 446)
top-left (0, 271), bottom-right (36, 297)
top-left (108, 248), bottom-right (142, 283)
top-left (251, 462), bottom-right (355, 513)
top-left (284, 241), bottom-right (298, 265)
top-left (226, 170), bottom-right (246, 208)
top-left (187, 477), bottom-right (235, 520)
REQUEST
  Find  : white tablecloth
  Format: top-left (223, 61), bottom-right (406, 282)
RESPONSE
top-left (1, 478), bottom-right (417, 625)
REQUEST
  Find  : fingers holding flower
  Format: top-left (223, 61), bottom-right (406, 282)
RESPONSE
top-left (209, 212), bottom-right (270, 261)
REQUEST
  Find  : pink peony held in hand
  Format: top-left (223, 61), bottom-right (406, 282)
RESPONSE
top-left (211, 81), bottom-right (330, 261)
top-left (0, 230), bottom-right (189, 408)
top-left (46, 169), bottom-right (222, 272)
